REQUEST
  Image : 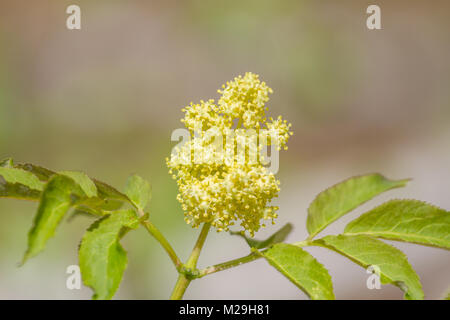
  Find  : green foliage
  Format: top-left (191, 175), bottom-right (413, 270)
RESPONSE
top-left (230, 223), bottom-right (293, 249)
top-left (316, 235), bottom-right (423, 300)
top-left (345, 200), bottom-right (450, 249)
top-left (124, 174), bottom-right (151, 211)
top-left (0, 165), bottom-right (45, 201)
top-left (0, 166), bottom-right (42, 200)
top-left (0, 180), bottom-right (41, 201)
top-left (79, 209), bottom-right (139, 300)
top-left (0, 160), bottom-right (47, 201)
top-left (0, 159), bottom-right (449, 300)
top-left (59, 171), bottom-right (98, 198)
top-left (307, 174), bottom-right (409, 238)
top-left (23, 175), bottom-right (80, 263)
top-left (0, 167), bottom-right (45, 191)
top-left (94, 179), bottom-right (128, 202)
top-left (258, 243), bottom-right (334, 300)
top-left (16, 163), bottom-right (55, 182)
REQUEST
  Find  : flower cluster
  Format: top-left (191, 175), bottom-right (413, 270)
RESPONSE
top-left (167, 73), bottom-right (292, 236)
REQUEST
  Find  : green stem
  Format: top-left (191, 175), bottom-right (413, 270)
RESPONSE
top-left (170, 223), bottom-right (211, 300)
top-left (170, 273), bottom-right (191, 301)
top-left (198, 251), bottom-right (260, 278)
top-left (141, 220), bottom-right (182, 270)
top-left (198, 240), bottom-right (312, 278)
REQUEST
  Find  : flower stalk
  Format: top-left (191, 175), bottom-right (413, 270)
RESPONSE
top-left (170, 223), bottom-right (211, 300)
top-left (141, 219), bottom-right (182, 271)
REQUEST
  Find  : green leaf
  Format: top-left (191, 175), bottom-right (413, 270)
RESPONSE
top-left (16, 161), bottom-right (126, 203)
top-left (23, 175), bottom-right (80, 263)
top-left (79, 209), bottom-right (139, 300)
top-left (0, 179), bottom-right (41, 201)
top-left (0, 167), bottom-right (45, 192)
top-left (317, 234), bottom-right (424, 300)
top-left (59, 171), bottom-right (98, 198)
top-left (0, 159), bottom-right (128, 217)
top-left (230, 223), bottom-right (293, 249)
top-left (306, 174), bottom-right (409, 238)
top-left (94, 179), bottom-right (128, 201)
top-left (0, 158), bottom-right (13, 168)
top-left (259, 243), bottom-right (335, 300)
top-left (75, 178), bottom-right (127, 214)
top-left (344, 199), bottom-right (450, 249)
top-left (444, 287), bottom-right (450, 300)
top-left (0, 165), bottom-right (45, 201)
top-left (16, 163), bottom-right (55, 182)
top-left (15, 160), bottom-right (126, 213)
top-left (124, 174), bottom-right (151, 211)
top-left (77, 197), bottom-right (124, 214)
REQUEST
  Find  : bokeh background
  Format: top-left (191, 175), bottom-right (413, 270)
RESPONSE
top-left (0, 0), bottom-right (449, 299)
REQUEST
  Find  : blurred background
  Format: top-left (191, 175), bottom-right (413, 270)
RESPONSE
top-left (0, 0), bottom-right (449, 299)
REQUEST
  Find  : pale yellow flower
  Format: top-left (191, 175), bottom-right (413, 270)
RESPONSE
top-left (167, 72), bottom-right (292, 236)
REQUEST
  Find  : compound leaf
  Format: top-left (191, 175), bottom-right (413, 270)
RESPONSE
top-left (260, 243), bottom-right (335, 300)
top-left (344, 199), bottom-right (450, 249)
top-left (79, 209), bottom-right (139, 300)
top-left (317, 234), bottom-right (424, 300)
top-left (307, 174), bottom-right (409, 238)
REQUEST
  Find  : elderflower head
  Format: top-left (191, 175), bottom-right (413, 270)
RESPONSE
top-left (167, 72), bottom-right (292, 236)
